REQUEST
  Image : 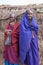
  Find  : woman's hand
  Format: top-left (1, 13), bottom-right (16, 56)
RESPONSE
top-left (5, 30), bottom-right (12, 35)
top-left (32, 31), bottom-right (35, 38)
top-left (7, 31), bottom-right (11, 35)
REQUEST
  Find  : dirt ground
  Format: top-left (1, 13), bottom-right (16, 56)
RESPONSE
top-left (0, 53), bottom-right (4, 65)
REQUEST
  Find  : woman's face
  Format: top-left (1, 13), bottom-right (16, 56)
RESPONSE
top-left (27, 13), bottom-right (33, 20)
top-left (10, 17), bottom-right (15, 22)
top-left (10, 17), bottom-right (15, 26)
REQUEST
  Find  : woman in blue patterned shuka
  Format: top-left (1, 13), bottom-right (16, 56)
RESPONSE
top-left (19, 9), bottom-right (39, 65)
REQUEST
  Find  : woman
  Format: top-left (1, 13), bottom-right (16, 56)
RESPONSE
top-left (19, 9), bottom-right (39, 65)
top-left (3, 13), bottom-right (19, 65)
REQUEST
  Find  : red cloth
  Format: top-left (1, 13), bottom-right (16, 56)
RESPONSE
top-left (3, 22), bottom-right (19, 64)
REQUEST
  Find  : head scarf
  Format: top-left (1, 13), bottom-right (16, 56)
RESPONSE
top-left (9, 13), bottom-right (16, 18)
top-left (26, 9), bottom-right (33, 14)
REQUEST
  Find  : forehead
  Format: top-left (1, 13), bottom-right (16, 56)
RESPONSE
top-left (28, 13), bottom-right (33, 15)
top-left (10, 16), bottom-right (15, 18)
top-left (10, 21), bottom-right (14, 23)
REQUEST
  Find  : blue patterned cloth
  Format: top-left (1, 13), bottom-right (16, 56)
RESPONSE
top-left (4, 60), bottom-right (19, 65)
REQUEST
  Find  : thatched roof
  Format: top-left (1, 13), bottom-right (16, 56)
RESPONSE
top-left (0, 4), bottom-right (43, 20)
top-left (0, 9), bottom-right (26, 20)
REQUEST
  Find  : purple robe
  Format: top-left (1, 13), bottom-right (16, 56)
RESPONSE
top-left (19, 12), bottom-right (39, 65)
